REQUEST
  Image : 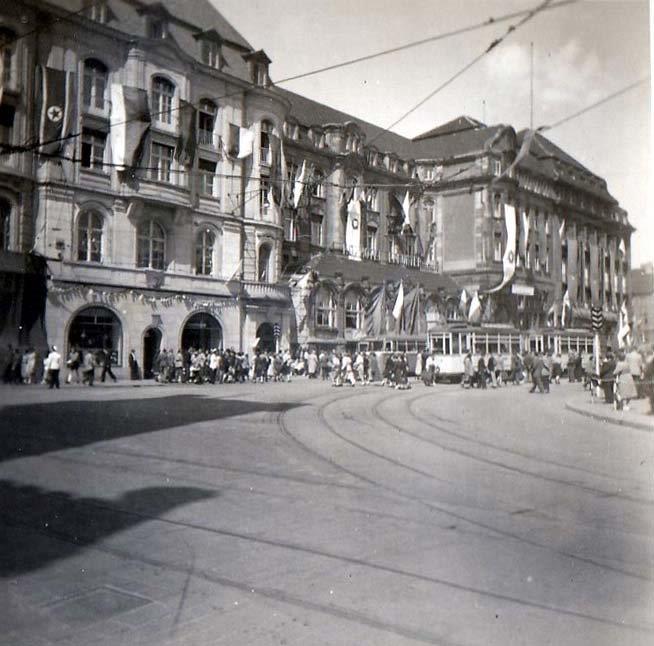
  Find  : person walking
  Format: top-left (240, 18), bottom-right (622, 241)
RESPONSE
top-left (65, 346), bottom-right (81, 384)
top-left (613, 350), bottom-right (638, 411)
top-left (530, 352), bottom-right (544, 393)
top-left (45, 345), bottom-right (62, 389)
top-left (82, 350), bottom-right (95, 386)
top-left (128, 349), bottom-right (139, 380)
top-left (542, 352), bottom-right (553, 393)
top-left (626, 346), bottom-right (644, 398)
top-left (463, 352), bottom-right (473, 389)
top-left (101, 349), bottom-right (118, 383)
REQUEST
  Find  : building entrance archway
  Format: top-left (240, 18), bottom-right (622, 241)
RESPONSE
top-left (68, 306), bottom-right (122, 365)
top-left (256, 322), bottom-right (276, 352)
top-left (143, 327), bottom-right (162, 379)
top-left (181, 312), bottom-right (222, 351)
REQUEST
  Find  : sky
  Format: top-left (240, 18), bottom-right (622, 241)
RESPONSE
top-left (211, 0), bottom-right (651, 266)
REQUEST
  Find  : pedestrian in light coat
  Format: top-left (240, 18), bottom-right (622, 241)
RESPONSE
top-left (45, 345), bottom-right (62, 389)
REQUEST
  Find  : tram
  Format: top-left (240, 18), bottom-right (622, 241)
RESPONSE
top-left (352, 326), bottom-right (595, 381)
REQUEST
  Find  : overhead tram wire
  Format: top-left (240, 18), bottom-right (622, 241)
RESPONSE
top-left (275, 0), bottom-right (576, 84)
top-left (367, 0), bottom-right (558, 147)
top-left (3, 0), bottom-right (577, 158)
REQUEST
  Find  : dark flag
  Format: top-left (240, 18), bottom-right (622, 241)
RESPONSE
top-left (175, 100), bottom-right (197, 165)
top-left (38, 67), bottom-right (68, 155)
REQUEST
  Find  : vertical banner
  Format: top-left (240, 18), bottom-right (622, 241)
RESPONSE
top-left (485, 203), bottom-right (516, 293)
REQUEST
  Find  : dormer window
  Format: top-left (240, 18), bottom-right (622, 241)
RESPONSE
top-left (148, 17), bottom-right (167, 39)
top-left (201, 40), bottom-right (220, 68)
top-left (255, 64), bottom-right (268, 87)
top-left (88, 1), bottom-right (109, 24)
top-left (243, 50), bottom-right (271, 88)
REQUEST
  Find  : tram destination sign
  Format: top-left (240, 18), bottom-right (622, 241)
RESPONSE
top-left (511, 284), bottom-right (535, 296)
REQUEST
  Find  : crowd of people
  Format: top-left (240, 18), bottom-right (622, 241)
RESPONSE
top-left (3, 340), bottom-right (654, 414)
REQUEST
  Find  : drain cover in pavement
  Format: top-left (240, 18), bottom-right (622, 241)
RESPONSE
top-left (51, 587), bottom-right (151, 626)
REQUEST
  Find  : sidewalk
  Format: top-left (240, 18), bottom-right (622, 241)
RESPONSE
top-left (566, 392), bottom-right (654, 432)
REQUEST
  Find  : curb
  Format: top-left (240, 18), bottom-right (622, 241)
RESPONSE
top-left (565, 401), bottom-right (653, 432)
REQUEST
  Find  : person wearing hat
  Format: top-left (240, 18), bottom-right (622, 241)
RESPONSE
top-left (45, 345), bottom-right (62, 389)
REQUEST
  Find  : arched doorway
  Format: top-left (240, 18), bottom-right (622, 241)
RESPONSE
top-left (256, 322), bottom-right (276, 352)
top-left (181, 312), bottom-right (222, 351)
top-left (68, 306), bottom-right (122, 365)
top-left (143, 327), bottom-right (162, 379)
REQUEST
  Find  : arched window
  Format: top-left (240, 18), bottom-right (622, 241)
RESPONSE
top-left (152, 76), bottom-right (175, 125)
top-left (0, 198), bottom-right (10, 250)
top-left (344, 291), bottom-right (363, 330)
top-left (83, 59), bottom-right (108, 111)
top-left (137, 219), bottom-right (165, 270)
top-left (69, 306), bottom-right (122, 365)
top-left (315, 287), bottom-right (335, 328)
top-left (257, 243), bottom-right (272, 282)
top-left (311, 168), bottom-right (325, 198)
top-left (77, 210), bottom-right (103, 262)
top-left (445, 300), bottom-right (460, 321)
top-left (0, 28), bottom-right (16, 87)
top-left (195, 228), bottom-right (215, 276)
top-left (198, 99), bottom-right (217, 146)
top-left (260, 120), bottom-right (273, 164)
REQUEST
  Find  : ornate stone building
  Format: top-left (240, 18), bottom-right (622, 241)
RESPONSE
top-left (0, 0), bottom-right (633, 371)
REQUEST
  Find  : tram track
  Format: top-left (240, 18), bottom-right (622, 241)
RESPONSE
top-left (289, 387), bottom-right (652, 583)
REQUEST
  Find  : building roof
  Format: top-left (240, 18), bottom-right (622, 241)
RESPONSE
top-left (413, 116), bottom-right (486, 141)
top-left (304, 253), bottom-right (459, 293)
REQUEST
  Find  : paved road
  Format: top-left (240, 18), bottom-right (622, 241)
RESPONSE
top-left (1, 381), bottom-right (652, 645)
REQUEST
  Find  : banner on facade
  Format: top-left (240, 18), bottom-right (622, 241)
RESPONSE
top-left (38, 66), bottom-right (76, 156)
top-left (591, 306), bottom-right (604, 331)
top-left (175, 100), bottom-right (197, 165)
top-left (110, 84), bottom-right (151, 170)
top-left (485, 203), bottom-right (516, 293)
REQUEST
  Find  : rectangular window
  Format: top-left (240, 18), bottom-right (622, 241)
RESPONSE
top-left (198, 158), bottom-right (216, 196)
top-left (284, 215), bottom-right (296, 242)
top-left (310, 215), bottom-right (323, 246)
top-left (81, 129), bottom-right (106, 170)
top-left (198, 111), bottom-right (215, 145)
top-left (89, 2), bottom-right (108, 23)
top-left (150, 143), bottom-right (173, 183)
top-left (201, 40), bottom-right (220, 68)
top-left (228, 123), bottom-right (240, 157)
top-left (148, 19), bottom-right (167, 39)
top-left (493, 232), bottom-right (503, 262)
top-left (259, 175), bottom-right (270, 210)
top-left (366, 226), bottom-right (377, 255)
top-left (152, 80), bottom-right (174, 125)
top-left (2, 48), bottom-right (11, 86)
top-left (0, 104), bottom-right (15, 146)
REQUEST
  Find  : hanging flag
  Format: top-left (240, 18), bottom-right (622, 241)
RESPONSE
top-left (546, 302), bottom-right (556, 328)
top-left (293, 160), bottom-right (307, 209)
top-left (519, 209), bottom-right (529, 260)
top-left (110, 84), bottom-right (151, 170)
top-left (619, 238), bottom-right (626, 256)
top-left (237, 127), bottom-right (254, 159)
top-left (392, 281), bottom-right (404, 320)
top-left (485, 203), bottom-right (517, 293)
top-left (226, 258), bottom-right (243, 282)
top-left (590, 306), bottom-right (604, 332)
top-left (468, 291), bottom-right (481, 323)
top-left (401, 191), bottom-right (411, 231)
top-left (561, 289), bottom-right (571, 327)
top-left (497, 128), bottom-right (540, 179)
top-left (558, 219), bottom-right (565, 241)
top-left (174, 100), bottom-right (197, 165)
top-left (618, 301), bottom-right (630, 348)
top-left (38, 66), bottom-right (72, 155)
top-left (365, 284), bottom-right (387, 336)
top-left (459, 288), bottom-right (468, 313)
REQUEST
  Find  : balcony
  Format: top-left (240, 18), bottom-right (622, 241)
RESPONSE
top-left (241, 280), bottom-right (291, 303)
top-left (386, 252), bottom-right (423, 270)
top-left (198, 129), bottom-right (214, 146)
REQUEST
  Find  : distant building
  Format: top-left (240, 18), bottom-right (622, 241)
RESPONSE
top-left (0, 0), bottom-right (634, 372)
top-left (630, 263), bottom-right (654, 345)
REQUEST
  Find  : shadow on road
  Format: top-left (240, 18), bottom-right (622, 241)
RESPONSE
top-left (0, 395), bottom-right (302, 462)
top-left (0, 479), bottom-right (215, 577)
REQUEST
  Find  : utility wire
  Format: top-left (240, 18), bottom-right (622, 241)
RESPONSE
top-left (276, 0), bottom-right (576, 84)
top-left (5, 0), bottom-right (576, 157)
top-left (541, 76), bottom-right (649, 131)
top-left (367, 0), bottom-right (557, 146)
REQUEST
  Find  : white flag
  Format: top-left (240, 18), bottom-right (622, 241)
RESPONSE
top-left (237, 127), bottom-right (254, 159)
top-left (519, 209), bottom-right (529, 259)
top-left (392, 281), bottom-right (404, 320)
top-left (468, 291), bottom-right (481, 323)
top-left (561, 289), bottom-right (571, 327)
top-left (293, 160), bottom-right (307, 209)
top-left (402, 191), bottom-right (411, 231)
top-left (485, 204), bottom-right (516, 293)
top-left (558, 219), bottom-right (565, 240)
top-left (618, 301), bottom-right (630, 348)
top-left (459, 288), bottom-right (468, 310)
top-left (619, 238), bottom-right (626, 256)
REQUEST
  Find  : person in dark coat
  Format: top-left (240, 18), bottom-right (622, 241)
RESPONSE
top-left (599, 352), bottom-right (616, 404)
top-left (101, 349), bottom-right (118, 383)
top-left (477, 355), bottom-right (487, 389)
top-left (128, 349), bottom-right (139, 380)
top-left (530, 352), bottom-right (544, 393)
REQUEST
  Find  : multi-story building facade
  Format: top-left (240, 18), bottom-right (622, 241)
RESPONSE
top-left (630, 263), bottom-right (654, 345)
top-left (0, 0), bottom-right (633, 373)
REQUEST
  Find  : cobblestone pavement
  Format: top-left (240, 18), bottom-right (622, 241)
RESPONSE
top-left (1, 380), bottom-right (652, 646)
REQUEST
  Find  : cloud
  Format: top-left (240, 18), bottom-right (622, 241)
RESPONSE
top-left (482, 39), bottom-right (605, 127)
